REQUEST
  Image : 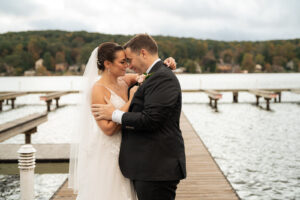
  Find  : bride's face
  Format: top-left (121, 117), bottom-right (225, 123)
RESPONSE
top-left (110, 50), bottom-right (128, 76)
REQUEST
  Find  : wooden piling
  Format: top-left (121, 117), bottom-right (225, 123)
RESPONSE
top-left (233, 92), bottom-right (238, 103)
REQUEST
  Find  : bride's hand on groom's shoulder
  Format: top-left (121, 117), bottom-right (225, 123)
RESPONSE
top-left (91, 97), bottom-right (115, 121)
top-left (164, 57), bottom-right (176, 70)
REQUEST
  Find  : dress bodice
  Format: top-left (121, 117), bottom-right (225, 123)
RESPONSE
top-left (96, 86), bottom-right (126, 157)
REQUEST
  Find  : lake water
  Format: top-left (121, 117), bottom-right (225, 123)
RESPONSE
top-left (0, 74), bottom-right (300, 200)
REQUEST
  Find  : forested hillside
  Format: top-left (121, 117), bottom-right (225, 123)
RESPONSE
top-left (0, 30), bottom-right (299, 75)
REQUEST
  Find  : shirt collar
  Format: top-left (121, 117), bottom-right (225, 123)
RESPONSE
top-left (146, 58), bottom-right (161, 74)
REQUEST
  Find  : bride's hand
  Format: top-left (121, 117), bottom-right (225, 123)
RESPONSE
top-left (91, 96), bottom-right (115, 121)
top-left (129, 86), bottom-right (138, 100)
top-left (164, 57), bottom-right (176, 70)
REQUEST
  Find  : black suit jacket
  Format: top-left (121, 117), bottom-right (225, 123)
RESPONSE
top-left (119, 61), bottom-right (186, 181)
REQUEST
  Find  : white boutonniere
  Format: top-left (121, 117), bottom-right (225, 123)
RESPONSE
top-left (136, 73), bottom-right (153, 86)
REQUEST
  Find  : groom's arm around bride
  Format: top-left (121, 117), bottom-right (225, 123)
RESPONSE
top-left (93, 34), bottom-right (186, 200)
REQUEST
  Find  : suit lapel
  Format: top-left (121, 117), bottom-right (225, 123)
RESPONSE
top-left (149, 60), bottom-right (163, 74)
top-left (128, 60), bottom-right (164, 111)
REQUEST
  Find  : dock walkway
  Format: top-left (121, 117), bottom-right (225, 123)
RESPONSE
top-left (50, 112), bottom-right (239, 200)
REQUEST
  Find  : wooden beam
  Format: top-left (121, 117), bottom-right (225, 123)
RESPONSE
top-left (290, 89), bottom-right (300, 94)
top-left (249, 90), bottom-right (277, 111)
top-left (0, 112), bottom-right (48, 143)
top-left (0, 143), bottom-right (70, 161)
top-left (248, 90), bottom-right (277, 99)
top-left (182, 88), bottom-right (292, 93)
top-left (0, 92), bottom-right (27, 101)
top-left (40, 92), bottom-right (69, 111)
top-left (40, 91), bottom-right (69, 101)
top-left (205, 90), bottom-right (222, 112)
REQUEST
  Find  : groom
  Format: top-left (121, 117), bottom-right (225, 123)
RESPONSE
top-left (93, 34), bottom-right (186, 200)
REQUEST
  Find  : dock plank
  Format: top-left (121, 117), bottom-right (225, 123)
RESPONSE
top-left (0, 143), bottom-right (70, 161)
top-left (50, 112), bottom-right (239, 200)
top-left (0, 112), bottom-right (48, 143)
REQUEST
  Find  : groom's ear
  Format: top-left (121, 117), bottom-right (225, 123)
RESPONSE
top-left (140, 49), bottom-right (147, 58)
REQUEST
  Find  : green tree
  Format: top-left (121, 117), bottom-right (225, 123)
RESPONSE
top-left (43, 52), bottom-right (55, 71)
top-left (264, 63), bottom-right (272, 72)
top-left (27, 37), bottom-right (47, 60)
top-left (55, 51), bottom-right (66, 64)
top-left (221, 49), bottom-right (233, 63)
top-left (241, 53), bottom-right (255, 72)
top-left (272, 56), bottom-right (287, 67)
top-left (255, 54), bottom-right (265, 65)
top-left (79, 46), bottom-right (93, 64)
top-left (184, 59), bottom-right (197, 73)
top-left (202, 51), bottom-right (216, 73)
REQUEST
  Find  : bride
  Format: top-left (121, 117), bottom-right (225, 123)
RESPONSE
top-left (68, 42), bottom-right (176, 199)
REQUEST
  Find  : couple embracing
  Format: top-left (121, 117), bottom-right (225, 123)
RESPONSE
top-left (69, 34), bottom-right (186, 200)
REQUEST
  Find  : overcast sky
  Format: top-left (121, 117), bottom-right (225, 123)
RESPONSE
top-left (0, 0), bottom-right (299, 41)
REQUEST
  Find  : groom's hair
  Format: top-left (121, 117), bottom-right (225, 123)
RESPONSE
top-left (123, 34), bottom-right (158, 55)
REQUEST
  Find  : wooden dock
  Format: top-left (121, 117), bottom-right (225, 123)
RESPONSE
top-left (40, 91), bottom-right (71, 112)
top-left (50, 112), bottom-right (239, 200)
top-left (0, 92), bottom-right (27, 111)
top-left (176, 113), bottom-right (239, 200)
top-left (0, 112), bottom-right (48, 143)
top-left (0, 143), bottom-right (69, 161)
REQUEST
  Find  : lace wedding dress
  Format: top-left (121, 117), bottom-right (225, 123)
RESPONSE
top-left (68, 47), bottom-right (137, 200)
top-left (76, 86), bottom-right (137, 200)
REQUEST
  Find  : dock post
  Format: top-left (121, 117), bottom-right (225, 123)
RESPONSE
top-left (55, 97), bottom-right (60, 108)
top-left (273, 92), bottom-right (281, 103)
top-left (278, 92), bottom-right (281, 103)
top-left (11, 98), bottom-right (16, 109)
top-left (18, 144), bottom-right (36, 200)
top-left (214, 99), bottom-right (218, 112)
top-left (233, 92), bottom-right (238, 103)
top-left (46, 100), bottom-right (52, 112)
top-left (265, 98), bottom-right (271, 111)
top-left (24, 127), bottom-right (37, 144)
top-left (6, 99), bottom-right (9, 105)
top-left (209, 97), bottom-right (212, 107)
top-left (256, 95), bottom-right (260, 106)
top-left (0, 100), bottom-right (3, 111)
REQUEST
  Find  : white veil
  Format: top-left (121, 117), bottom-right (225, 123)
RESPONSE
top-left (68, 47), bottom-right (99, 193)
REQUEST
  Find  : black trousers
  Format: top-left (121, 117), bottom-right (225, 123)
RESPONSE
top-left (133, 180), bottom-right (180, 200)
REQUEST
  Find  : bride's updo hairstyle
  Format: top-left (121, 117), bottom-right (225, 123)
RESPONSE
top-left (97, 42), bottom-right (123, 71)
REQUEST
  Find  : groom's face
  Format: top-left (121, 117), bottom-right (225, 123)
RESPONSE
top-left (125, 48), bottom-right (145, 74)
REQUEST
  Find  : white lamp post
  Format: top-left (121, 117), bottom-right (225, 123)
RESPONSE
top-left (18, 144), bottom-right (36, 200)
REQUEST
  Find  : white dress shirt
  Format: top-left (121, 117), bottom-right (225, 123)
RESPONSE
top-left (112, 58), bottom-right (161, 124)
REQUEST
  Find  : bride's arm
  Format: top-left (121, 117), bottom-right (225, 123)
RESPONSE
top-left (121, 74), bottom-right (138, 86)
top-left (91, 85), bottom-right (120, 136)
top-left (121, 57), bottom-right (177, 86)
top-left (91, 84), bottom-right (137, 135)
top-left (118, 85), bottom-right (137, 112)
top-left (91, 84), bottom-right (138, 124)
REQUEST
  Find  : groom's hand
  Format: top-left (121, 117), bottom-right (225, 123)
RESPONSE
top-left (91, 97), bottom-right (115, 121)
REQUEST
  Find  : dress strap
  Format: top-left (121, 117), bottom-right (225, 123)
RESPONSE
top-left (94, 83), bottom-right (126, 103)
top-left (94, 83), bottom-right (116, 95)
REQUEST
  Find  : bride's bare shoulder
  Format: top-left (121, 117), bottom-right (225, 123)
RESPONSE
top-left (91, 83), bottom-right (111, 103)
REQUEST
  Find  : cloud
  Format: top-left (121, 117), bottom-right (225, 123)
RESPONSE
top-left (0, 0), bottom-right (300, 41)
top-left (0, 0), bottom-right (39, 16)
